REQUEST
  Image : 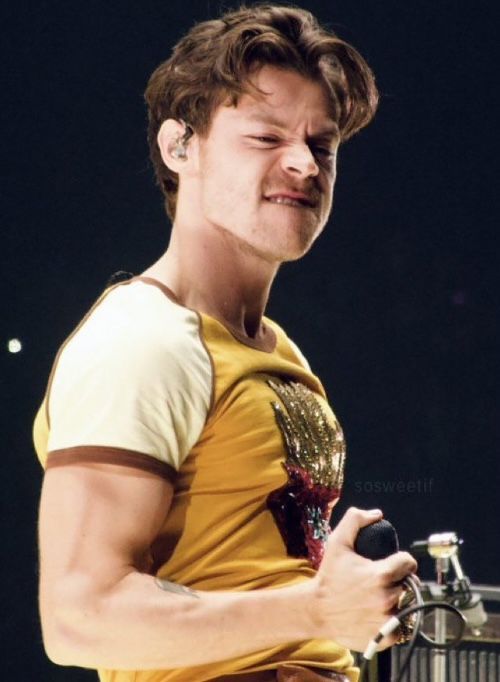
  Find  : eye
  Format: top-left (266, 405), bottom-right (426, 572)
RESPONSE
top-left (312, 146), bottom-right (335, 159)
top-left (311, 146), bottom-right (337, 171)
top-left (250, 135), bottom-right (280, 145)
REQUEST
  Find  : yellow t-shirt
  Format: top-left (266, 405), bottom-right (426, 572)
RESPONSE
top-left (33, 276), bottom-right (357, 682)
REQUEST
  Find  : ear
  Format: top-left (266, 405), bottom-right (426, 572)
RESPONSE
top-left (157, 119), bottom-right (191, 172)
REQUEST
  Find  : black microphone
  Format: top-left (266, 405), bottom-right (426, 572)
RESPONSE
top-left (354, 519), bottom-right (466, 682)
top-left (354, 519), bottom-right (422, 658)
top-left (355, 519), bottom-right (399, 561)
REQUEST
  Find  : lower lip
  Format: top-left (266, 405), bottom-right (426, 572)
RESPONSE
top-left (264, 198), bottom-right (313, 209)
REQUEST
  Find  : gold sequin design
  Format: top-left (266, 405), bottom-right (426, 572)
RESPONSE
top-left (267, 378), bottom-right (345, 489)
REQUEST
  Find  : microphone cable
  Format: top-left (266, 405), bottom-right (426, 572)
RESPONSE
top-left (358, 585), bottom-right (466, 682)
top-left (354, 520), bottom-right (467, 682)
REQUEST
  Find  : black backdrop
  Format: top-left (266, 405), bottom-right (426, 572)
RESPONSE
top-left (2, 1), bottom-right (499, 679)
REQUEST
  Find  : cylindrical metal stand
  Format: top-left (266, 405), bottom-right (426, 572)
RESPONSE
top-left (431, 556), bottom-right (449, 682)
top-left (432, 604), bottom-right (447, 682)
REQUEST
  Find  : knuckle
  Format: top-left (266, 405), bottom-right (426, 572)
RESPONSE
top-left (346, 506), bottom-right (360, 518)
top-left (400, 551), bottom-right (418, 569)
top-left (377, 566), bottom-right (393, 584)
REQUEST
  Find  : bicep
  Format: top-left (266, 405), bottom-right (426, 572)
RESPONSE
top-left (39, 462), bottom-right (173, 602)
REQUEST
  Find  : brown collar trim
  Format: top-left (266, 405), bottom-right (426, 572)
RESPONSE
top-left (133, 276), bottom-right (277, 354)
top-left (134, 275), bottom-right (180, 304)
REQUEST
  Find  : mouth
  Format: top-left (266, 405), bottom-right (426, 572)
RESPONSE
top-left (264, 195), bottom-right (316, 208)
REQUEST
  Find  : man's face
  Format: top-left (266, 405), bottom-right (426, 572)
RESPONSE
top-left (192, 65), bottom-right (339, 263)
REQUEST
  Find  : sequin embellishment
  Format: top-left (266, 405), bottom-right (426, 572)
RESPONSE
top-left (267, 379), bottom-right (346, 569)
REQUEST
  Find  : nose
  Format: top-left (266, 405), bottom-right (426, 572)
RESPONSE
top-left (281, 143), bottom-right (319, 179)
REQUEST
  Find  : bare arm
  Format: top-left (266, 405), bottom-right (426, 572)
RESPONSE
top-left (39, 463), bottom-right (417, 670)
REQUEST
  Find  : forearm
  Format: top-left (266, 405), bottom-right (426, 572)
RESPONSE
top-left (43, 570), bottom-right (320, 670)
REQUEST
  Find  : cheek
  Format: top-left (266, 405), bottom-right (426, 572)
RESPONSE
top-left (199, 163), bottom-right (257, 220)
top-left (322, 172), bottom-right (336, 204)
top-left (198, 143), bottom-right (277, 215)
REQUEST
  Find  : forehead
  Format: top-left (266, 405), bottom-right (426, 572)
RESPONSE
top-left (214, 65), bottom-right (338, 135)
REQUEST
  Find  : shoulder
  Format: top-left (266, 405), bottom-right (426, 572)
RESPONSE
top-left (45, 279), bottom-right (213, 469)
top-left (56, 278), bottom-right (210, 380)
top-left (68, 278), bottom-right (200, 352)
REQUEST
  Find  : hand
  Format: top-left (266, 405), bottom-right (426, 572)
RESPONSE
top-left (310, 507), bottom-right (418, 652)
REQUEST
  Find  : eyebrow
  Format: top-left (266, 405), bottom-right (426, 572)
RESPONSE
top-left (244, 112), bottom-right (340, 140)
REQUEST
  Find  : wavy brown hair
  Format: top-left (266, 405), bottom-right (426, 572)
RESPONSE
top-left (144, 4), bottom-right (379, 220)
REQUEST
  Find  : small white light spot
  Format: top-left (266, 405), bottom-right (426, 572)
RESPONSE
top-left (8, 338), bottom-right (22, 353)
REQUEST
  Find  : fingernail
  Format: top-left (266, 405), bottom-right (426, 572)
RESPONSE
top-left (368, 509), bottom-right (382, 516)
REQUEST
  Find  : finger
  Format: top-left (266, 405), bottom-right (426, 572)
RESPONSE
top-left (330, 507), bottom-right (383, 549)
top-left (377, 551), bottom-right (418, 584)
top-left (408, 572), bottom-right (421, 587)
top-left (383, 585), bottom-right (405, 614)
top-left (367, 585), bottom-right (404, 617)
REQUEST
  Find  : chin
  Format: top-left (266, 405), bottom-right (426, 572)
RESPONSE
top-left (282, 244), bottom-right (315, 262)
top-left (272, 237), bottom-right (318, 263)
top-left (285, 224), bottom-right (324, 260)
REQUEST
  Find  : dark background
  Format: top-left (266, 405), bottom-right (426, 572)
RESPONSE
top-left (2, 0), bottom-right (498, 679)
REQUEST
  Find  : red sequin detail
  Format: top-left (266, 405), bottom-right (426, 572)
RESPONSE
top-left (267, 464), bottom-right (341, 569)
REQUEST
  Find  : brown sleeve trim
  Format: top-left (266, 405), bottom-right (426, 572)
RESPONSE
top-left (194, 310), bottom-right (216, 415)
top-left (45, 446), bottom-right (177, 482)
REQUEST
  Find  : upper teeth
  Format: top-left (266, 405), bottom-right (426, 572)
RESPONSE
top-left (267, 196), bottom-right (304, 207)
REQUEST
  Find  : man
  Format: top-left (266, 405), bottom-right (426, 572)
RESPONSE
top-left (34, 5), bottom-right (417, 681)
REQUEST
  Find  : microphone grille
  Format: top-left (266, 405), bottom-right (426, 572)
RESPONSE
top-left (354, 519), bottom-right (399, 560)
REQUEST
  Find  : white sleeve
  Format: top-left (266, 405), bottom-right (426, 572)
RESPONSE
top-left (47, 282), bottom-right (213, 472)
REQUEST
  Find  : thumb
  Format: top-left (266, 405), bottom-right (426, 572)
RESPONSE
top-left (330, 507), bottom-right (383, 550)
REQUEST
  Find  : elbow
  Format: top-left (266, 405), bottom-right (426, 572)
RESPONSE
top-left (42, 632), bottom-right (78, 668)
top-left (39, 582), bottom-right (103, 668)
top-left (41, 616), bottom-right (87, 668)
top-left (41, 613), bottom-right (96, 668)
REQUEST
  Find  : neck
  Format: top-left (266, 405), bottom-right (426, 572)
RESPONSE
top-left (142, 219), bottom-right (280, 339)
